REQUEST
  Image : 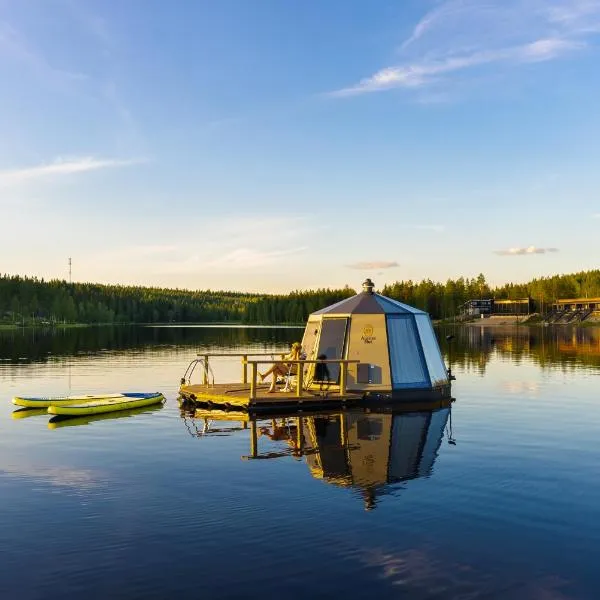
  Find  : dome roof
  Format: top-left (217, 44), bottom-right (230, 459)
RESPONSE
top-left (312, 291), bottom-right (427, 316)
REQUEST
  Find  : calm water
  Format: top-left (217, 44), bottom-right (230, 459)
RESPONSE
top-left (1, 324), bottom-right (600, 600)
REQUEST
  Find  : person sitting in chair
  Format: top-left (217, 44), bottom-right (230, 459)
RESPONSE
top-left (259, 342), bottom-right (303, 393)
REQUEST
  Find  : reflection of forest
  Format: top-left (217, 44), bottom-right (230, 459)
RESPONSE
top-left (0, 326), bottom-right (300, 363)
top-left (3, 324), bottom-right (599, 373)
top-left (437, 325), bottom-right (600, 374)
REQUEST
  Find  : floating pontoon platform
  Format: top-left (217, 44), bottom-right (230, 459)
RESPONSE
top-left (179, 382), bottom-right (363, 413)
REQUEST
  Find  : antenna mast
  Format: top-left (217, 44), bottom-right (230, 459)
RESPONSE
top-left (68, 257), bottom-right (72, 284)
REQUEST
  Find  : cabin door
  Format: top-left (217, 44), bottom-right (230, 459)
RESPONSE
top-left (314, 318), bottom-right (348, 384)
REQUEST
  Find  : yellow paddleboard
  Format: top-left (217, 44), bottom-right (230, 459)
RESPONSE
top-left (48, 393), bottom-right (165, 416)
top-left (13, 393), bottom-right (127, 408)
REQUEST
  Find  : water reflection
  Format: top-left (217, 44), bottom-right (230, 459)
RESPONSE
top-left (181, 405), bottom-right (454, 510)
top-left (302, 408), bottom-right (451, 510)
top-left (0, 325), bottom-right (300, 364)
top-left (47, 405), bottom-right (164, 429)
top-left (11, 407), bottom-right (47, 419)
top-left (2, 324), bottom-right (599, 375)
top-left (438, 324), bottom-right (600, 374)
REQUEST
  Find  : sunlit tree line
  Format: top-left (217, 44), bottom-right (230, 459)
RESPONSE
top-left (0, 275), bottom-right (354, 325)
top-left (2, 270), bottom-right (599, 325)
top-left (242, 287), bottom-right (356, 324)
top-left (0, 275), bottom-right (257, 325)
top-left (382, 270), bottom-right (600, 319)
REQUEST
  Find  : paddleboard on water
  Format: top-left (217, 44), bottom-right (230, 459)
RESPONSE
top-left (13, 393), bottom-right (129, 408)
top-left (47, 392), bottom-right (165, 416)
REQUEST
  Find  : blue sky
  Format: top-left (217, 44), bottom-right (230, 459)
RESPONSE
top-left (1, 0), bottom-right (599, 293)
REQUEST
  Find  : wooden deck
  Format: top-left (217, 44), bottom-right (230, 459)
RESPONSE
top-left (179, 382), bottom-right (363, 412)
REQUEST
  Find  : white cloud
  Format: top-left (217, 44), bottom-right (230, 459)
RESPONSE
top-left (331, 0), bottom-right (600, 97)
top-left (494, 246), bottom-right (559, 256)
top-left (332, 39), bottom-right (583, 96)
top-left (346, 261), bottom-right (399, 270)
top-left (523, 38), bottom-right (584, 61)
top-left (593, 213), bottom-right (600, 218)
top-left (0, 156), bottom-right (144, 186)
top-left (547, 0), bottom-right (600, 27)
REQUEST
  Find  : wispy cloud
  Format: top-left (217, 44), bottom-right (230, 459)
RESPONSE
top-left (331, 0), bottom-right (600, 97)
top-left (347, 261), bottom-right (399, 270)
top-left (494, 246), bottom-right (559, 256)
top-left (62, 0), bottom-right (116, 56)
top-left (332, 39), bottom-right (583, 96)
top-left (0, 21), bottom-right (86, 85)
top-left (0, 156), bottom-right (145, 186)
top-left (593, 213), bottom-right (600, 218)
top-left (90, 215), bottom-right (317, 278)
top-left (203, 246), bottom-right (308, 269)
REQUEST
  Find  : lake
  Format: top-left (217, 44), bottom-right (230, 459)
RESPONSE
top-left (1, 324), bottom-right (600, 599)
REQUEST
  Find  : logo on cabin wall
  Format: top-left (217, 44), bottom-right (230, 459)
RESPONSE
top-left (361, 325), bottom-right (376, 344)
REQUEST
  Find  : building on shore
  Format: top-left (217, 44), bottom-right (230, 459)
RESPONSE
top-left (551, 298), bottom-right (600, 312)
top-left (545, 297), bottom-right (600, 324)
top-left (460, 298), bottom-right (533, 318)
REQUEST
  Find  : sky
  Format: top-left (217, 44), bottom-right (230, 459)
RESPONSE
top-left (1, 0), bottom-right (599, 293)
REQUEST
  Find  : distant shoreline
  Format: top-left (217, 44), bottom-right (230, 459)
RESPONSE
top-left (0, 321), bottom-right (306, 332)
top-left (459, 318), bottom-right (600, 328)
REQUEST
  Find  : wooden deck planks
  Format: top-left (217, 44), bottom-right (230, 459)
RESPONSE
top-left (179, 383), bottom-right (363, 412)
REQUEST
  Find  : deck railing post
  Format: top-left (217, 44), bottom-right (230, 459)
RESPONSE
top-left (249, 362), bottom-right (257, 400)
top-left (296, 361), bottom-right (304, 397)
top-left (203, 355), bottom-right (209, 385)
top-left (242, 355), bottom-right (248, 384)
top-left (339, 361), bottom-right (347, 397)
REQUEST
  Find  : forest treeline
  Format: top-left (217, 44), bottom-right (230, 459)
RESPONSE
top-left (1, 269), bottom-right (599, 325)
top-left (0, 275), bottom-right (354, 325)
top-left (381, 269), bottom-right (600, 318)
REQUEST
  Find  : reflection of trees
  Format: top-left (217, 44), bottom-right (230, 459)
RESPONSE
top-left (436, 325), bottom-right (600, 374)
top-left (4, 323), bottom-right (599, 373)
top-left (0, 326), bottom-right (300, 364)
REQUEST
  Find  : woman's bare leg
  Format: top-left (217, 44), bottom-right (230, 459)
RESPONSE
top-left (260, 363), bottom-right (284, 382)
top-left (267, 364), bottom-right (286, 392)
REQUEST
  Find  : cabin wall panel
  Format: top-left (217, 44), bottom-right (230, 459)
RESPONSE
top-left (345, 314), bottom-right (391, 390)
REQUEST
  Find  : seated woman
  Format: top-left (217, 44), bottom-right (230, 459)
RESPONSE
top-left (259, 342), bottom-right (303, 393)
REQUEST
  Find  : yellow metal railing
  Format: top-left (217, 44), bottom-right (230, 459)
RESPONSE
top-left (243, 358), bottom-right (360, 400)
top-left (185, 353), bottom-right (360, 399)
top-left (193, 352), bottom-right (287, 386)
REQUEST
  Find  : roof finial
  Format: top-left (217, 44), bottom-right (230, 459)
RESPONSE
top-left (362, 278), bottom-right (375, 294)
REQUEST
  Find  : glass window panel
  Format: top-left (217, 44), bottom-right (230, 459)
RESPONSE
top-left (315, 318), bottom-right (348, 383)
top-left (387, 316), bottom-right (428, 388)
top-left (415, 315), bottom-right (449, 386)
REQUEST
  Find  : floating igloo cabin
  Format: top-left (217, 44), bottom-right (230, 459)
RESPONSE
top-left (301, 279), bottom-right (451, 401)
